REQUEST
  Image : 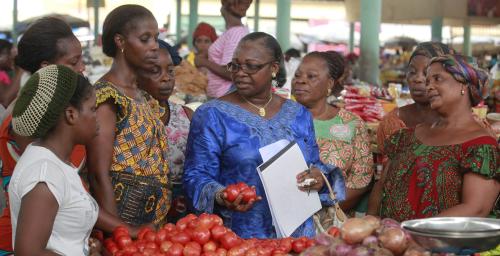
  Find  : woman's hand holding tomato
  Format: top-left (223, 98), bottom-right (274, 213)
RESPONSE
top-left (217, 182), bottom-right (261, 212)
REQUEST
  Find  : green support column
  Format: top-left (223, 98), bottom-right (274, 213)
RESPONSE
top-left (463, 20), bottom-right (472, 56)
top-left (176, 0), bottom-right (182, 43)
top-left (276, 0), bottom-right (291, 51)
top-left (431, 16), bottom-right (443, 42)
top-left (349, 22), bottom-right (355, 53)
top-left (93, 0), bottom-right (99, 46)
top-left (187, 0), bottom-right (198, 48)
top-left (253, 0), bottom-right (260, 32)
top-left (359, 0), bottom-right (381, 85)
top-left (12, 0), bottom-right (18, 45)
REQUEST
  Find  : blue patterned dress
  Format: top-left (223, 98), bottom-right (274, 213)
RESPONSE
top-left (183, 99), bottom-right (345, 238)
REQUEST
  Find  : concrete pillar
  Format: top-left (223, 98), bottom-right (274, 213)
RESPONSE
top-left (276, 0), bottom-right (291, 51)
top-left (431, 16), bottom-right (443, 42)
top-left (349, 22), bottom-right (355, 53)
top-left (463, 20), bottom-right (472, 56)
top-left (188, 0), bottom-right (198, 48)
top-left (176, 0), bottom-right (182, 43)
top-left (359, 0), bottom-right (381, 85)
top-left (253, 0), bottom-right (260, 32)
top-left (93, 0), bottom-right (99, 46)
top-left (12, 0), bottom-right (18, 45)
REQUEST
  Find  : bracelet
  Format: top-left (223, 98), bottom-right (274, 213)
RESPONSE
top-left (215, 190), bottom-right (225, 206)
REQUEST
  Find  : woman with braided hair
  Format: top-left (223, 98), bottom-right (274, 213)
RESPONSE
top-left (371, 54), bottom-right (499, 221)
top-left (292, 51), bottom-right (373, 213)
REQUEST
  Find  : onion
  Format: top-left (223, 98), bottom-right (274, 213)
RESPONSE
top-left (341, 218), bottom-right (376, 244)
top-left (315, 232), bottom-right (336, 246)
top-left (300, 245), bottom-right (329, 256)
top-left (373, 247), bottom-right (395, 256)
top-left (378, 227), bottom-right (409, 256)
top-left (346, 245), bottom-right (372, 256)
top-left (380, 218), bottom-right (400, 229)
top-left (362, 235), bottom-right (378, 246)
top-left (362, 215), bottom-right (381, 230)
top-left (402, 248), bottom-right (431, 256)
top-left (330, 244), bottom-right (353, 256)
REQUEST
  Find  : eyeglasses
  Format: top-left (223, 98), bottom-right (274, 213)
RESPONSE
top-left (226, 60), bottom-right (275, 74)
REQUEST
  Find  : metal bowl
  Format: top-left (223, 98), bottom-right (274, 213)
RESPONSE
top-left (402, 217), bottom-right (500, 254)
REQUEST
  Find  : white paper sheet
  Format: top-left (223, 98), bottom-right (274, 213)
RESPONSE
top-left (259, 139), bottom-right (290, 163)
top-left (257, 141), bottom-right (322, 237)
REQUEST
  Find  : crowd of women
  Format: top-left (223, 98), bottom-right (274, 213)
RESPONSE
top-left (0, 1), bottom-right (497, 255)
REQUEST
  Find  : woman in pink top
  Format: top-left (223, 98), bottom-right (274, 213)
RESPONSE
top-left (195, 0), bottom-right (252, 98)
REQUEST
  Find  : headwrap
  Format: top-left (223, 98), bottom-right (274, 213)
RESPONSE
top-left (158, 39), bottom-right (182, 66)
top-left (12, 65), bottom-right (79, 137)
top-left (410, 42), bottom-right (455, 63)
top-left (193, 22), bottom-right (217, 44)
top-left (430, 54), bottom-right (489, 107)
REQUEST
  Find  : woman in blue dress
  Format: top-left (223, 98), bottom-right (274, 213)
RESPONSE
top-left (184, 32), bottom-right (345, 239)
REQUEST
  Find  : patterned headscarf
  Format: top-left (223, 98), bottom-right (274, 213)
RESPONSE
top-left (430, 54), bottom-right (489, 107)
top-left (410, 42), bottom-right (455, 63)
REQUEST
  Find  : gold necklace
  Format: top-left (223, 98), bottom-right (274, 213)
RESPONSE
top-left (241, 93), bottom-right (273, 117)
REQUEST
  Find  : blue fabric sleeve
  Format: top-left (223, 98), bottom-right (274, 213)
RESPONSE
top-left (303, 109), bottom-right (346, 206)
top-left (183, 106), bottom-right (225, 213)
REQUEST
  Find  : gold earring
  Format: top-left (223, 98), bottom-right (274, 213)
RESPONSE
top-left (327, 88), bottom-right (332, 95)
top-left (272, 73), bottom-right (276, 79)
top-left (461, 88), bottom-right (465, 95)
top-left (121, 48), bottom-right (124, 53)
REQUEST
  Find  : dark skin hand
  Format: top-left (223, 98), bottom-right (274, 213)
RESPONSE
top-left (14, 183), bottom-right (60, 256)
top-left (296, 166), bottom-right (325, 192)
top-left (216, 189), bottom-right (262, 212)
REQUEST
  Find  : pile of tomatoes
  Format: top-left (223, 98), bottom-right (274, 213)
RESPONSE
top-left (223, 182), bottom-right (257, 203)
top-left (104, 213), bottom-right (316, 256)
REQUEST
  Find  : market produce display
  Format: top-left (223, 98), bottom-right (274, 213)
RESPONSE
top-left (103, 213), bottom-right (316, 256)
top-left (174, 61), bottom-right (208, 96)
top-left (343, 86), bottom-right (386, 123)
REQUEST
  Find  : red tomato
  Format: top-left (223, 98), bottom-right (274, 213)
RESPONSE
top-left (156, 229), bottom-right (168, 244)
top-left (224, 185), bottom-right (240, 202)
top-left (220, 232), bottom-right (241, 250)
top-left (121, 245), bottom-right (139, 254)
top-left (107, 244), bottom-right (119, 255)
top-left (202, 252), bottom-right (217, 256)
top-left (166, 243), bottom-right (184, 256)
top-left (136, 240), bottom-right (147, 252)
top-left (210, 215), bottom-right (224, 227)
top-left (171, 231), bottom-right (191, 245)
top-left (327, 226), bottom-right (340, 237)
top-left (256, 246), bottom-right (273, 256)
top-left (104, 238), bottom-right (117, 249)
top-left (146, 241), bottom-right (158, 250)
top-left (143, 248), bottom-right (159, 255)
top-left (183, 241), bottom-right (202, 256)
top-left (228, 246), bottom-right (247, 256)
top-left (215, 248), bottom-right (227, 256)
top-left (211, 225), bottom-right (228, 241)
top-left (277, 238), bottom-right (292, 253)
top-left (244, 248), bottom-right (258, 256)
top-left (235, 182), bottom-right (248, 192)
top-left (305, 239), bottom-right (315, 248)
top-left (240, 188), bottom-right (256, 203)
top-left (163, 223), bottom-right (177, 233)
top-left (115, 235), bottom-right (133, 249)
top-left (198, 213), bottom-right (215, 229)
top-left (144, 230), bottom-right (157, 243)
top-left (138, 227), bottom-right (155, 241)
top-left (177, 214), bottom-right (197, 230)
top-left (160, 240), bottom-right (173, 253)
top-left (291, 240), bottom-right (306, 253)
top-left (113, 225), bottom-right (130, 240)
top-left (203, 241), bottom-right (218, 252)
top-left (191, 227), bottom-right (211, 245)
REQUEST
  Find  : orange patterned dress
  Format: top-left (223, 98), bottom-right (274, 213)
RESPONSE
top-left (314, 109), bottom-right (373, 189)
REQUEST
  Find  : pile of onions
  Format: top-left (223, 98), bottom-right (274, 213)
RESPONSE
top-left (301, 216), bottom-right (430, 256)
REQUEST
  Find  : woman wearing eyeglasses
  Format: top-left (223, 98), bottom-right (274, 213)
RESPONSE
top-left (184, 32), bottom-right (345, 239)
